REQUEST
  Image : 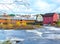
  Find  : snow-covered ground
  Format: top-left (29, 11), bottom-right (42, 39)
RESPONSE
top-left (0, 26), bottom-right (60, 44)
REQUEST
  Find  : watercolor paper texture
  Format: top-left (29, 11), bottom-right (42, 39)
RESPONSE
top-left (0, 0), bottom-right (60, 44)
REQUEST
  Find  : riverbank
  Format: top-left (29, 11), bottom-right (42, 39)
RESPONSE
top-left (0, 25), bottom-right (42, 30)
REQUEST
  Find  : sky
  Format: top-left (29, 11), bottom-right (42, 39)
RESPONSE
top-left (0, 0), bottom-right (60, 15)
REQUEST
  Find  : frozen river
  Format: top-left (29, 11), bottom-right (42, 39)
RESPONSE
top-left (0, 26), bottom-right (60, 44)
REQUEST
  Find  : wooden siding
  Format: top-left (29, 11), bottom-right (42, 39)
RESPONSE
top-left (43, 13), bottom-right (59, 24)
top-left (53, 13), bottom-right (59, 21)
top-left (43, 17), bottom-right (53, 24)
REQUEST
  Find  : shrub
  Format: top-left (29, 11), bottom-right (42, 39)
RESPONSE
top-left (2, 40), bottom-right (12, 44)
top-left (56, 20), bottom-right (60, 26)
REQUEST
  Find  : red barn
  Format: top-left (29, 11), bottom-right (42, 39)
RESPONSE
top-left (42, 13), bottom-right (59, 24)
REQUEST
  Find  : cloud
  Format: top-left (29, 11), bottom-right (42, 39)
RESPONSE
top-left (32, 0), bottom-right (57, 13)
top-left (0, 0), bottom-right (13, 3)
top-left (0, 0), bottom-right (59, 14)
top-left (51, 0), bottom-right (60, 4)
top-left (53, 7), bottom-right (60, 13)
top-left (0, 0), bottom-right (33, 14)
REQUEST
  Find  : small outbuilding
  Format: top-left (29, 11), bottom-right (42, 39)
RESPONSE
top-left (35, 14), bottom-right (43, 25)
top-left (36, 14), bottom-right (43, 22)
top-left (42, 13), bottom-right (59, 24)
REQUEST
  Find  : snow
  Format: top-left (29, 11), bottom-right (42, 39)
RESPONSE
top-left (26, 30), bottom-right (43, 37)
top-left (44, 26), bottom-right (60, 30)
top-left (0, 26), bottom-right (60, 44)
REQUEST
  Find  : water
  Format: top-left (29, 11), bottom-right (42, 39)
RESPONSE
top-left (0, 26), bottom-right (60, 44)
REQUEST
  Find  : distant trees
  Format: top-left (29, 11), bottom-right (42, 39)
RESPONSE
top-left (9, 14), bottom-right (15, 16)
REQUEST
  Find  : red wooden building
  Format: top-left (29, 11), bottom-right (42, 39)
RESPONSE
top-left (42, 13), bottom-right (59, 24)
